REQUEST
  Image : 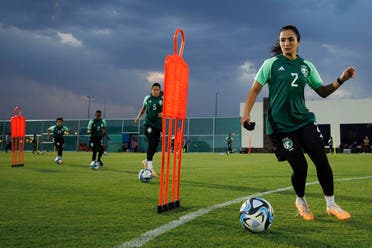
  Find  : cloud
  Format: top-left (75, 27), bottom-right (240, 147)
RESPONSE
top-left (238, 61), bottom-right (257, 84)
top-left (321, 44), bottom-right (357, 57)
top-left (57, 32), bottom-right (82, 47)
top-left (146, 71), bottom-right (164, 84)
top-left (0, 76), bottom-right (136, 119)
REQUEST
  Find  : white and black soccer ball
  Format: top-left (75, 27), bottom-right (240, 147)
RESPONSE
top-left (54, 157), bottom-right (63, 165)
top-left (239, 197), bottom-right (274, 233)
top-left (90, 161), bottom-right (99, 170)
top-left (138, 168), bottom-right (153, 183)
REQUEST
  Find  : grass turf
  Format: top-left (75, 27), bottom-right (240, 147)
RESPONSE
top-left (0, 152), bottom-right (371, 247)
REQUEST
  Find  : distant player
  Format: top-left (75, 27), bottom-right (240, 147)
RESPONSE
top-left (225, 133), bottom-right (234, 154)
top-left (135, 83), bottom-right (163, 177)
top-left (31, 134), bottom-right (39, 154)
top-left (241, 25), bottom-right (355, 221)
top-left (48, 118), bottom-right (69, 163)
top-left (328, 136), bottom-right (333, 154)
top-left (88, 110), bottom-right (110, 168)
top-left (5, 132), bottom-right (11, 153)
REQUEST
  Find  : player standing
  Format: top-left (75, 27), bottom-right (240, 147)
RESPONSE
top-left (135, 83), bottom-right (163, 177)
top-left (241, 25), bottom-right (355, 221)
top-left (225, 133), bottom-right (234, 154)
top-left (88, 110), bottom-right (109, 169)
top-left (48, 118), bottom-right (69, 163)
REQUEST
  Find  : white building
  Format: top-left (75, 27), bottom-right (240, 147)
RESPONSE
top-left (240, 98), bottom-right (372, 149)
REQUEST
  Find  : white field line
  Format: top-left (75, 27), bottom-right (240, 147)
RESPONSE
top-left (116, 176), bottom-right (372, 248)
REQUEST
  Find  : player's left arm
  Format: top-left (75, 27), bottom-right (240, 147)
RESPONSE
top-left (314, 67), bottom-right (356, 98)
top-left (102, 120), bottom-right (110, 141)
top-left (64, 126), bottom-right (69, 135)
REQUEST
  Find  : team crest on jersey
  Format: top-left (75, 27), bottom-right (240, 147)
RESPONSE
top-left (300, 65), bottom-right (309, 77)
top-left (282, 137), bottom-right (294, 151)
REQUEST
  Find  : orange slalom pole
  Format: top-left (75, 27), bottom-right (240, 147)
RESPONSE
top-left (164, 118), bottom-right (173, 206)
top-left (158, 116), bottom-right (167, 207)
top-left (171, 120), bottom-right (179, 203)
top-left (176, 119), bottom-right (186, 202)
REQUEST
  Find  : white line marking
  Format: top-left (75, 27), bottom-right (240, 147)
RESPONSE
top-left (116, 176), bottom-right (372, 248)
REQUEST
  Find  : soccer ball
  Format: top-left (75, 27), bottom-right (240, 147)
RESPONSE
top-left (90, 161), bottom-right (100, 170)
top-left (138, 168), bottom-right (153, 183)
top-left (239, 197), bottom-right (274, 233)
top-left (54, 157), bottom-right (63, 165)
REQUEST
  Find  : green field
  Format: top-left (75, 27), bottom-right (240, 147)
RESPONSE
top-left (0, 152), bottom-right (371, 248)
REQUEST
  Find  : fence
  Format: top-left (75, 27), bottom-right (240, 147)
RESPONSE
top-left (0, 117), bottom-right (241, 153)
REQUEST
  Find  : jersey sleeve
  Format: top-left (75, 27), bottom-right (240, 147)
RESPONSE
top-left (143, 95), bottom-right (150, 107)
top-left (63, 126), bottom-right (69, 132)
top-left (304, 60), bottom-right (323, 89)
top-left (254, 57), bottom-right (276, 86)
top-left (87, 120), bottom-right (93, 130)
top-left (102, 119), bottom-right (107, 128)
top-left (48, 125), bottom-right (55, 132)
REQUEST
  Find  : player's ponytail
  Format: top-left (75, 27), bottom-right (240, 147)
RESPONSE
top-left (271, 25), bottom-right (301, 56)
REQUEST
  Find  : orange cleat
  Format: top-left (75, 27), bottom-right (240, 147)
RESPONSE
top-left (327, 204), bottom-right (351, 221)
top-left (295, 201), bottom-right (314, 221)
top-left (151, 170), bottom-right (158, 177)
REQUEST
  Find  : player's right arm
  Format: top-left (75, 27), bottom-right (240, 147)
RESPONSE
top-left (241, 58), bottom-right (271, 125)
top-left (135, 96), bottom-right (149, 125)
top-left (87, 120), bottom-right (93, 134)
top-left (47, 126), bottom-right (54, 140)
top-left (241, 82), bottom-right (263, 124)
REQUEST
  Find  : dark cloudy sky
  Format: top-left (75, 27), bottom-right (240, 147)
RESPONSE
top-left (0, 0), bottom-right (371, 120)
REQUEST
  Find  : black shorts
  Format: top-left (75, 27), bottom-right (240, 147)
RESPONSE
top-left (144, 125), bottom-right (161, 141)
top-left (269, 122), bottom-right (324, 161)
top-left (53, 137), bottom-right (64, 147)
top-left (89, 136), bottom-right (103, 150)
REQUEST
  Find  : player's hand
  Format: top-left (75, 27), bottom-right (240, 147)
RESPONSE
top-left (240, 115), bottom-right (250, 125)
top-left (340, 67), bottom-right (356, 82)
top-left (157, 112), bottom-right (163, 118)
top-left (134, 118), bottom-right (139, 125)
top-left (240, 115), bottom-right (255, 131)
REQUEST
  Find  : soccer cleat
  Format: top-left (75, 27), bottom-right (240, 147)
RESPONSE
top-left (98, 160), bottom-right (103, 167)
top-left (151, 170), bottom-right (158, 177)
top-left (327, 204), bottom-right (351, 221)
top-left (142, 160), bottom-right (147, 169)
top-left (295, 201), bottom-right (314, 220)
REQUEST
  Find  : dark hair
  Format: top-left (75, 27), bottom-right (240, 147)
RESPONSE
top-left (271, 25), bottom-right (301, 56)
top-left (151, 83), bottom-right (161, 89)
top-left (56, 117), bottom-right (63, 122)
top-left (95, 110), bottom-right (102, 114)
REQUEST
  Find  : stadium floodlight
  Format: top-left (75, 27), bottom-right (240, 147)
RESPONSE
top-left (87, 96), bottom-right (94, 119)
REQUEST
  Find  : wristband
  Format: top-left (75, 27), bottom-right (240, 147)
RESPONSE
top-left (337, 77), bottom-right (344, 85)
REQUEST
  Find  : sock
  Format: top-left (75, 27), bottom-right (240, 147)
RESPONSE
top-left (296, 195), bottom-right (307, 204)
top-left (325, 195), bottom-right (335, 207)
top-left (147, 161), bottom-right (153, 171)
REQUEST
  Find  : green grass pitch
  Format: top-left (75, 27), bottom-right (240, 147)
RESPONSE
top-left (0, 152), bottom-right (371, 247)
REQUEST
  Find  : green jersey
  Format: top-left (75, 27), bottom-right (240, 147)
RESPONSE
top-left (48, 125), bottom-right (68, 138)
top-left (143, 94), bottom-right (163, 129)
top-left (255, 54), bottom-right (323, 135)
top-left (225, 136), bottom-right (234, 143)
top-left (87, 119), bottom-right (107, 137)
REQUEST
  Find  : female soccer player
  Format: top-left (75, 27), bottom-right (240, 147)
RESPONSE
top-left (88, 110), bottom-right (110, 169)
top-left (48, 117), bottom-right (69, 163)
top-left (241, 25), bottom-right (355, 221)
top-left (135, 83), bottom-right (163, 177)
